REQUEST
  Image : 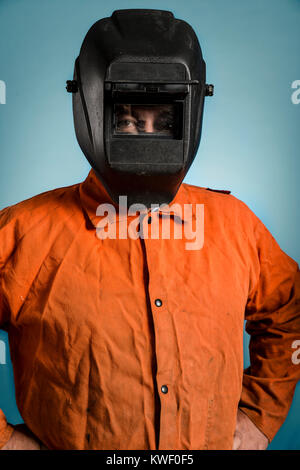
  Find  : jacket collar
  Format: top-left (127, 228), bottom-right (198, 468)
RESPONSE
top-left (79, 170), bottom-right (190, 228)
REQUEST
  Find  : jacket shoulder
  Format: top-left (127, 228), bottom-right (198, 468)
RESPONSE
top-left (181, 182), bottom-right (258, 224)
top-left (0, 182), bottom-right (82, 235)
top-left (182, 182), bottom-right (231, 196)
top-left (205, 187), bottom-right (231, 195)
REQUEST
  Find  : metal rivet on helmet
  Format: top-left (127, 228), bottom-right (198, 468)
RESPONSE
top-left (205, 84), bottom-right (214, 96)
top-left (66, 80), bottom-right (78, 93)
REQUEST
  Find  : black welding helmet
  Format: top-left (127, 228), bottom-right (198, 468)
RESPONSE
top-left (67, 9), bottom-right (213, 207)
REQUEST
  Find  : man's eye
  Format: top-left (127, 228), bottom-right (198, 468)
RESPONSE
top-left (155, 120), bottom-right (174, 132)
top-left (154, 112), bottom-right (175, 133)
top-left (117, 119), bottom-right (136, 129)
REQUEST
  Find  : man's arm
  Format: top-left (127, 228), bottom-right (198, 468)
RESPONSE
top-left (237, 214), bottom-right (300, 446)
top-left (232, 408), bottom-right (269, 450)
top-left (0, 410), bottom-right (14, 449)
top-left (0, 207), bottom-right (42, 450)
top-left (1, 424), bottom-right (42, 450)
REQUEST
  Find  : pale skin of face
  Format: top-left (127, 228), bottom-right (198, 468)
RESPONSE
top-left (115, 105), bottom-right (174, 136)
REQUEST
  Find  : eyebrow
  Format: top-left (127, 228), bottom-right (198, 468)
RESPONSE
top-left (117, 113), bottom-right (137, 120)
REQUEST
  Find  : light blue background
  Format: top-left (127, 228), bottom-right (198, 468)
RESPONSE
top-left (0, 0), bottom-right (299, 450)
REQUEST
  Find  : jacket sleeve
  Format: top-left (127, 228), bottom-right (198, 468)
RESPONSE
top-left (0, 207), bottom-right (16, 448)
top-left (239, 213), bottom-right (300, 443)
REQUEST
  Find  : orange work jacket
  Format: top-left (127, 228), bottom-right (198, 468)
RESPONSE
top-left (0, 169), bottom-right (299, 450)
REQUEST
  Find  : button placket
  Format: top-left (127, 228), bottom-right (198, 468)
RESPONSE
top-left (142, 222), bottom-right (177, 449)
top-left (142, 209), bottom-right (160, 241)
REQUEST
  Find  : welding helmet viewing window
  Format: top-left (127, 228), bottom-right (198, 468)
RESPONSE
top-left (67, 9), bottom-right (213, 207)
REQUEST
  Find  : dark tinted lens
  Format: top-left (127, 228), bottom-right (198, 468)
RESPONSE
top-left (114, 104), bottom-right (177, 137)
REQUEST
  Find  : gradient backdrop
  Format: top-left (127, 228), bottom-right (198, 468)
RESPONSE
top-left (0, 0), bottom-right (299, 450)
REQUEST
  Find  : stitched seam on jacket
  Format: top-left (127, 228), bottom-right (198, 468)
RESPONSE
top-left (203, 397), bottom-right (214, 450)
